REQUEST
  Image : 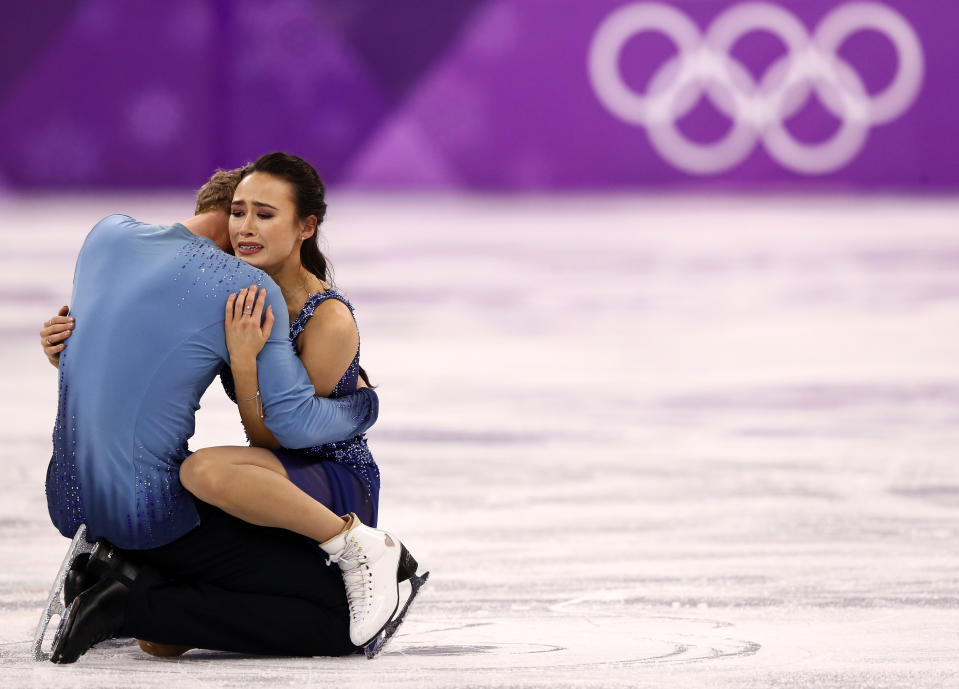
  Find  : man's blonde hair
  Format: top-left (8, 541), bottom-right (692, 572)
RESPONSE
top-left (194, 166), bottom-right (248, 215)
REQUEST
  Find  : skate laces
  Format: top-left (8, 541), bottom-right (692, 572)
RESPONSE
top-left (326, 537), bottom-right (373, 622)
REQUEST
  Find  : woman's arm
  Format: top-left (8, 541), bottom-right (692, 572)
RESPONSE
top-left (252, 290), bottom-right (376, 448)
top-left (296, 298), bottom-right (360, 397)
top-left (225, 285), bottom-right (281, 449)
top-left (230, 357), bottom-right (281, 449)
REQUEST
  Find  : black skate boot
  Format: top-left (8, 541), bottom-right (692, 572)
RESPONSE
top-left (64, 553), bottom-right (97, 607)
top-left (33, 524), bottom-right (95, 661)
top-left (50, 540), bottom-right (139, 664)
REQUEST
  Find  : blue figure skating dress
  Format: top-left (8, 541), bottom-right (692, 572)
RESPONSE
top-left (222, 288), bottom-right (380, 526)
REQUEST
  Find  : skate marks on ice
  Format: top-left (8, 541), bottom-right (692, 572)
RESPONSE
top-left (388, 614), bottom-right (760, 669)
top-left (549, 593), bottom-right (761, 667)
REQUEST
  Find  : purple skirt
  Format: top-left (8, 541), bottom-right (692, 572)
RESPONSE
top-left (271, 439), bottom-right (379, 527)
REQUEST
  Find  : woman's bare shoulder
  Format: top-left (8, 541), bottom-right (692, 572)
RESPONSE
top-left (299, 297), bottom-right (357, 350)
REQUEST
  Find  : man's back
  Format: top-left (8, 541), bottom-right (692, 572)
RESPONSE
top-left (47, 215), bottom-right (269, 548)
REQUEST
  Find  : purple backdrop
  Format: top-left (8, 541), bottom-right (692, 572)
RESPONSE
top-left (0, 0), bottom-right (956, 191)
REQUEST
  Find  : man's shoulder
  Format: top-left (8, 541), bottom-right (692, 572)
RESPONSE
top-left (91, 213), bottom-right (139, 232)
top-left (85, 214), bottom-right (158, 244)
top-left (197, 253), bottom-right (280, 312)
top-left (77, 215), bottom-right (140, 256)
top-left (219, 254), bottom-right (276, 290)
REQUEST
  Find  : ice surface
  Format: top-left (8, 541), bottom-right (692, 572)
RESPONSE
top-left (1, 194), bottom-right (957, 687)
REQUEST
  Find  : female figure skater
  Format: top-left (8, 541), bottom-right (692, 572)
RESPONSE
top-left (39, 152), bottom-right (424, 653)
top-left (187, 152), bottom-right (381, 539)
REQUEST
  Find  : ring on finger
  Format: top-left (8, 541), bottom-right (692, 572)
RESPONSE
top-left (45, 336), bottom-right (52, 346)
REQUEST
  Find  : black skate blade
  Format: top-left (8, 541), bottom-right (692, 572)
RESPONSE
top-left (33, 525), bottom-right (94, 662)
top-left (364, 570), bottom-right (430, 659)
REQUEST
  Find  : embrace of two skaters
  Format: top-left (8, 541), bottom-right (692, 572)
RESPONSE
top-left (34, 152), bottom-right (428, 664)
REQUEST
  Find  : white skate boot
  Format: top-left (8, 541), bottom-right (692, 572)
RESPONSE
top-left (320, 515), bottom-right (428, 656)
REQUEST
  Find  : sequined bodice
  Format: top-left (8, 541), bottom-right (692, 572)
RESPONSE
top-left (219, 287), bottom-right (372, 468)
top-left (289, 289), bottom-right (360, 399)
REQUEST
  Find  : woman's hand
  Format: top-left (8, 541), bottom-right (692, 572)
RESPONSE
top-left (40, 305), bottom-right (74, 368)
top-left (225, 284), bottom-right (274, 364)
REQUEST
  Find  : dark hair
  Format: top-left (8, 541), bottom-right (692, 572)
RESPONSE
top-left (242, 152), bottom-right (373, 387)
top-left (242, 152), bottom-right (330, 282)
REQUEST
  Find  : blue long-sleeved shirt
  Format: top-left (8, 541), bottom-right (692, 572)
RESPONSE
top-left (45, 215), bottom-right (378, 549)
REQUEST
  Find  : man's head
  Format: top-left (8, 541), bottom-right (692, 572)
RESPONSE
top-left (189, 166), bottom-right (249, 253)
top-left (195, 167), bottom-right (248, 215)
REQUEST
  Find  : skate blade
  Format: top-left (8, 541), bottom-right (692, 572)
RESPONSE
top-left (49, 597), bottom-right (79, 664)
top-left (364, 570), bottom-right (430, 659)
top-left (33, 525), bottom-right (94, 662)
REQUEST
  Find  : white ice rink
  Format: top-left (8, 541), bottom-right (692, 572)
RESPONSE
top-left (0, 194), bottom-right (957, 688)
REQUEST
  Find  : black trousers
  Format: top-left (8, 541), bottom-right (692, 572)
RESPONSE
top-left (118, 501), bottom-right (356, 656)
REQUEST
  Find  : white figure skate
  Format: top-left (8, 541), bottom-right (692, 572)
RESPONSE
top-left (321, 518), bottom-right (429, 658)
top-left (33, 524), bottom-right (95, 661)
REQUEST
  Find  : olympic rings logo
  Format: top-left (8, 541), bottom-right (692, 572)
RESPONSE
top-left (588, 2), bottom-right (925, 175)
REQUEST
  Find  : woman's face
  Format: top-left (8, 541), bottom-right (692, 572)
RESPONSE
top-left (229, 172), bottom-right (312, 273)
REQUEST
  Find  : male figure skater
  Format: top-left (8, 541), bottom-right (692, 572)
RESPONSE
top-left (38, 169), bottom-right (410, 662)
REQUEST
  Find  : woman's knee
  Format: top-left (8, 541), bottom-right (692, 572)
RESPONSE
top-left (180, 449), bottom-right (219, 497)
